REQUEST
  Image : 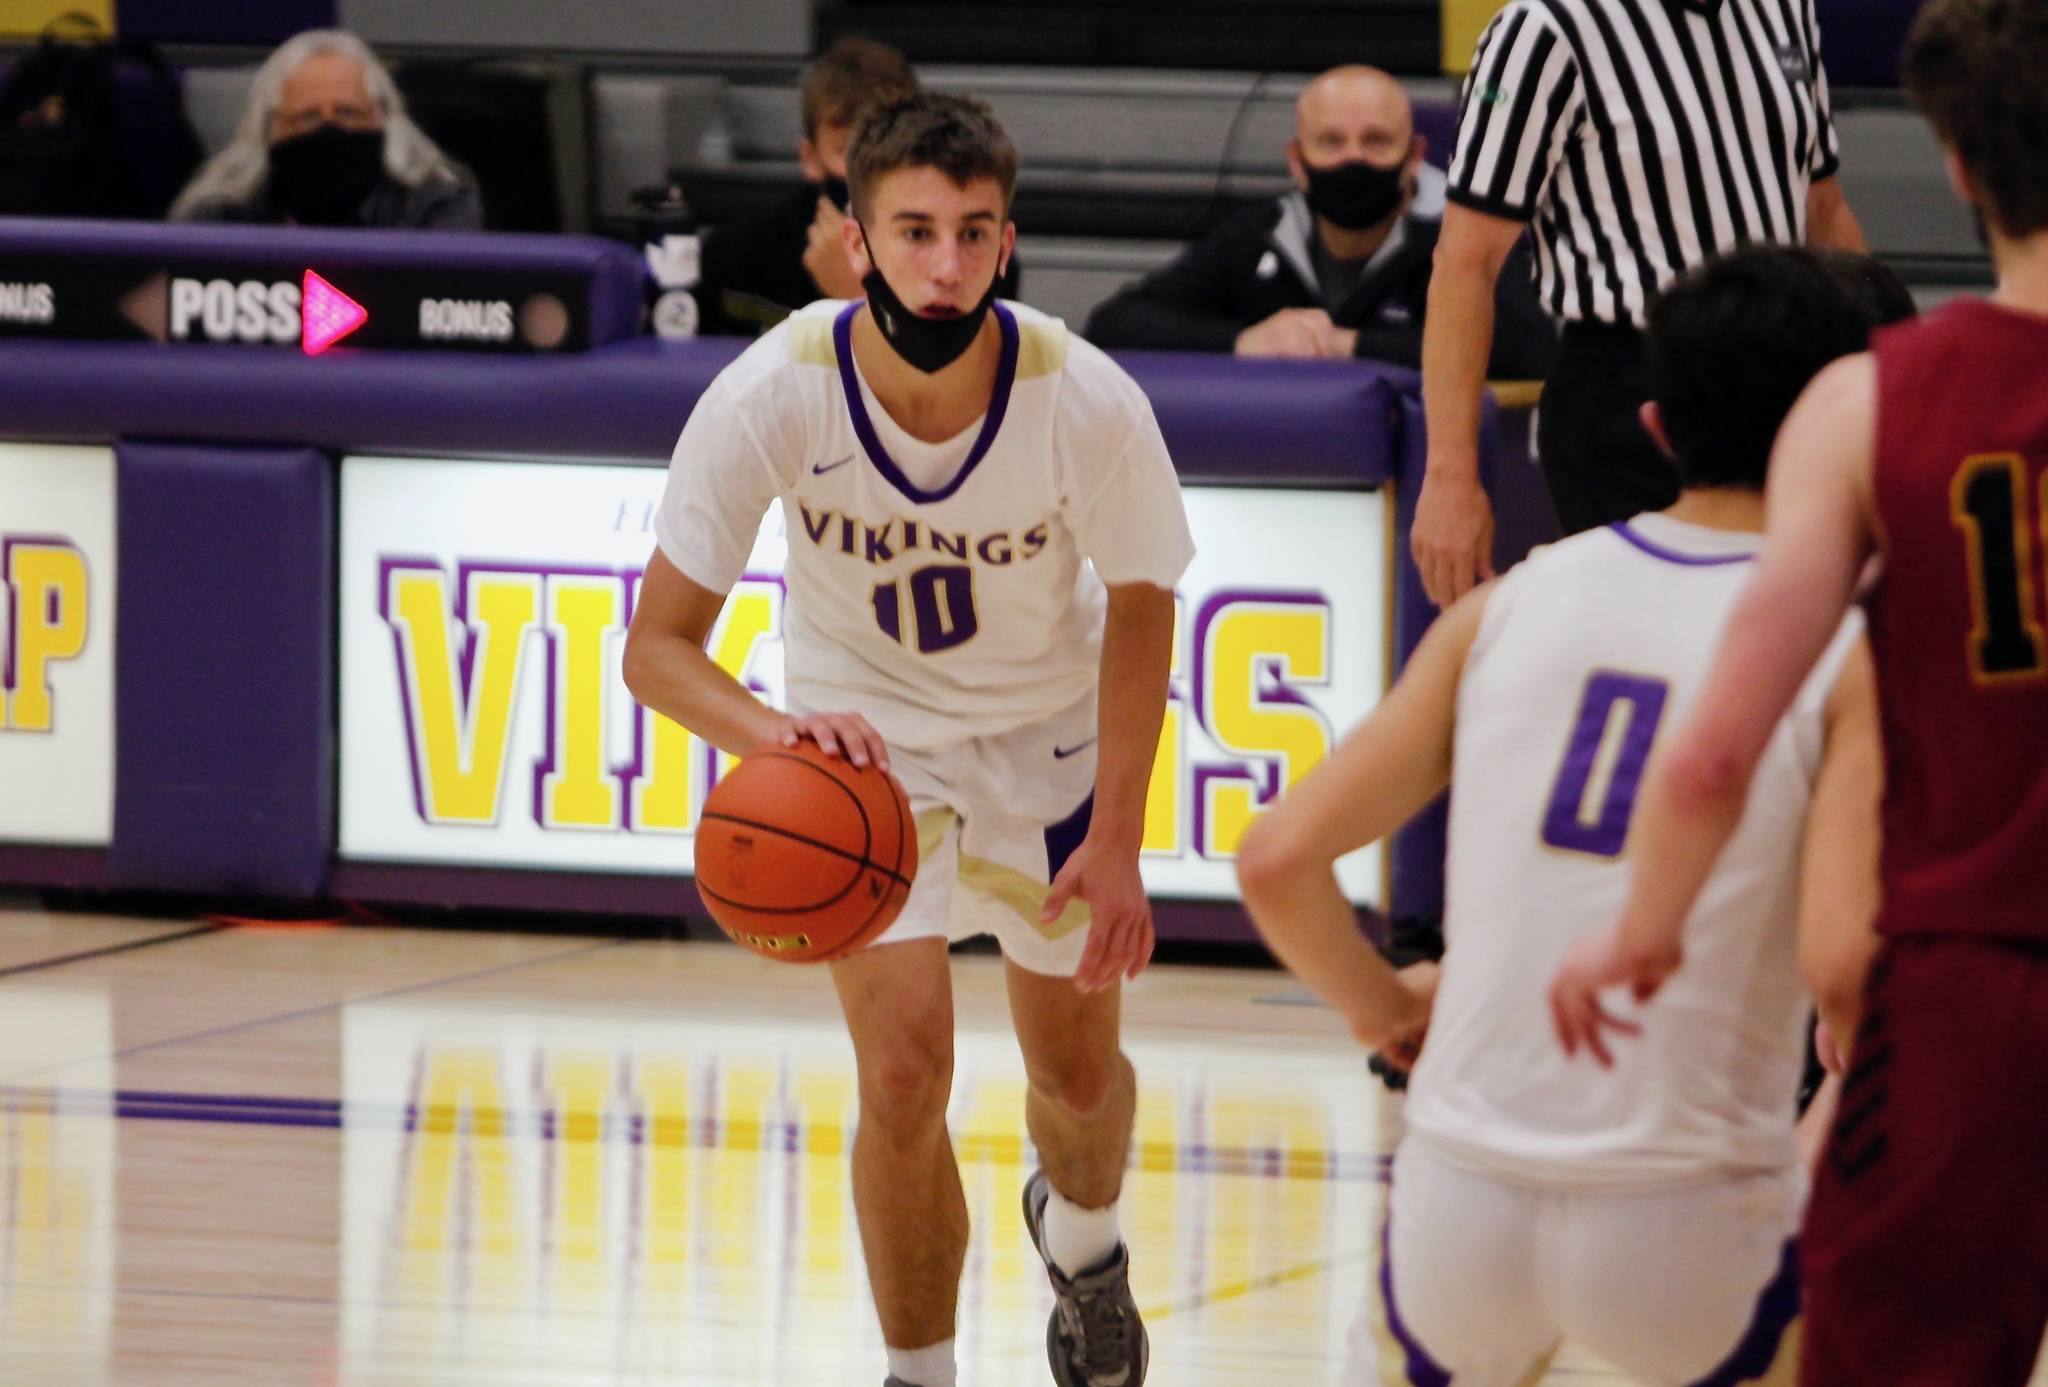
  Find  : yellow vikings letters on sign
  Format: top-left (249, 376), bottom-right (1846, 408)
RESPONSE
top-left (1194, 595), bottom-right (1335, 858)
top-left (1, 541), bottom-right (88, 732)
top-left (342, 462), bottom-right (1381, 901)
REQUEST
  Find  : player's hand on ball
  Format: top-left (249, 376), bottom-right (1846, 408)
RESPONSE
top-left (778, 711), bottom-right (890, 773)
top-left (1548, 922), bottom-right (1680, 1067)
top-left (1043, 834), bottom-right (1154, 993)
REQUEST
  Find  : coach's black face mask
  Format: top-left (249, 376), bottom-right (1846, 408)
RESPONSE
top-left (815, 173), bottom-right (851, 212)
top-left (857, 222), bottom-right (1001, 374)
top-left (1302, 153), bottom-right (1409, 232)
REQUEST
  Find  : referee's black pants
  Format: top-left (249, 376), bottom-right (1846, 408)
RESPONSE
top-left (1535, 320), bottom-right (1681, 535)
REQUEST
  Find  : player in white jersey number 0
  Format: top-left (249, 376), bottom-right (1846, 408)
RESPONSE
top-left (624, 92), bottom-right (1193, 1387)
top-left (1237, 247), bottom-right (1900, 1385)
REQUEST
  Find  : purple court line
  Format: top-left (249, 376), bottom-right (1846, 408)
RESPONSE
top-left (0, 921), bottom-right (229, 980)
top-left (0, 1082), bottom-right (1397, 1183)
top-left (0, 936), bottom-right (630, 1088)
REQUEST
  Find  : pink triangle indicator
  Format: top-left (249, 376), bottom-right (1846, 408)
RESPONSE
top-left (301, 269), bottom-right (368, 355)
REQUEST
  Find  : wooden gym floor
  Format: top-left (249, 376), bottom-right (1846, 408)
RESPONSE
top-left (0, 906), bottom-right (2037, 1386)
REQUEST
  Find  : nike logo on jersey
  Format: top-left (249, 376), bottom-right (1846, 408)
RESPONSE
top-left (812, 454), bottom-right (855, 475)
top-left (1052, 738), bottom-right (1098, 760)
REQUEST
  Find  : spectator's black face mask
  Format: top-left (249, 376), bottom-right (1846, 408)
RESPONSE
top-left (269, 125), bottom-right (386, 226)
top-left (1302, 152), bottom-right (1409, 232)
top-left (815, 174), bottom-right (851, 212)
top-left (857, 222), bottom-right (1000, 374)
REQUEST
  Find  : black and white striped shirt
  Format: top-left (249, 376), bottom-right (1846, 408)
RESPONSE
top-left (1448, 0), bottom-right (1841, 327)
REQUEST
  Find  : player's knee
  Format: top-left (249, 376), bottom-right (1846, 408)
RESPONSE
top-left (859, 1031), bottom-right (954, 1132)
top-left (1029, 1049), bottom-right (1129, 1119)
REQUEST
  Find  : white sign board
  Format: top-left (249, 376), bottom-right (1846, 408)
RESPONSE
top-left (0, 444), bottom-right (116, 845)
top-left (339, 457), bottom-right (1385, 903)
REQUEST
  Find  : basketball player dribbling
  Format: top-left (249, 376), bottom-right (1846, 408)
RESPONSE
top-left (1239, 247), bottom-right (1896, 1385)
top-left (622, 92), bottom-right (1191, 1387)
top-left (1550, 3), bottom-right (2048, 1381)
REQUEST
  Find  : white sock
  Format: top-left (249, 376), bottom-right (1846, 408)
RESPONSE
top-left (1043, 1186), bottom-right (1121, 1277)
top-left (886, 1339), bottom-right (957, 1387)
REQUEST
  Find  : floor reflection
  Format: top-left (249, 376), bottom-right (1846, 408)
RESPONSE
top-left (339, 1004), bottom-right (1389, 1386)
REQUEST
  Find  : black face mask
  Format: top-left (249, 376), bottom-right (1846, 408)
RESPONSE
top-left (268, 125), bottom-right (386, 226)
top-left (857, 223), bottom-right (1001, 374)
top-left (1302, 155), bottom-right (1409, 232)
top-left (816, 174), bottom-right (851, 212)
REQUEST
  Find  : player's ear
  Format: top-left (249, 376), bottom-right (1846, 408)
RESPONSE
top-left (844, 213), bottom-right (872, 277)
top-left (1639, 401), bottom-right (1676, 461)
top-left (999, 220), bottom-right (1017, 281)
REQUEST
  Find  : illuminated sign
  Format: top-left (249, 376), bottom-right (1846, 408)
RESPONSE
top-left (0, 446), bottom-right (116, 846)
top-left (338, 458), bottom-right (1385, 903)
top-left (0, 257), bottom-right (590, 353)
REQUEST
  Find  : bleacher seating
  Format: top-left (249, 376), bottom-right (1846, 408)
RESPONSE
top-left (120, 46), bottom-right (2003, 334)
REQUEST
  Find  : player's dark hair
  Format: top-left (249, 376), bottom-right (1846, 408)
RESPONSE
top-left (799, 36), bottom-right (918, 143)
top-left (1646, 247), bottom-right (1900, 492)
top-left (1903, 0), bottom-right (2048, 239)
top-left (1816, 249), bottom-right (1920, 328)
top-left (846, 91), bottom-right (1018, 220)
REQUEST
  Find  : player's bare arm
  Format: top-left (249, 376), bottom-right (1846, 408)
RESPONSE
top-left (1549, 353), bottom-right (1880, 1061)
top-left (1043, 581), bottom-right (1175, 993)
top-left (623, 548), bottom-right (890, 770)
top-left (1797, 636), bottom-right (1882, 1061)
top-left (1412, 203), bottom-right (1520, 606)
top-left (1239, 583), bottom-right (1489, 1052)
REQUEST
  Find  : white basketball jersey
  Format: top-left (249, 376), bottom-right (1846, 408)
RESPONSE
top-left (1404, 513), bottom-right (1862, 1186)
top-left (655, 300), bottom-right (1194, 752)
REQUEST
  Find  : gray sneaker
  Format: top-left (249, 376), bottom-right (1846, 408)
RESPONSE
top-left (1021, 1169), bottom-right (1149, 1387)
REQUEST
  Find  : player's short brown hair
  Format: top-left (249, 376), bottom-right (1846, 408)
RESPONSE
top-left (1903, 0), bottom-right (2048, 238)
top-left (846, 91), bottom-right (1019, 221)
top-left (799, 37), bottom-right (918, 142)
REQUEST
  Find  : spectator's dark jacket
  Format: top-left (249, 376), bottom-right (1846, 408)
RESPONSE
top-left (179, 171), bottom-right (483, 230)
top-left (1085, 176), bottom-right (1556, 379)
top-left (697, 183), bottom-right (1022, 338)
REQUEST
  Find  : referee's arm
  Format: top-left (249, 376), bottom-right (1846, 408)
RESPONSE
top-left (1413, 203), bottom-right (1524, 606)
top-left (1413, 4), bottom-right (1576, 607)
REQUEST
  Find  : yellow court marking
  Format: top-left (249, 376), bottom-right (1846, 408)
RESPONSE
top-left (1140, 1247), bottom-right (1374, 1323)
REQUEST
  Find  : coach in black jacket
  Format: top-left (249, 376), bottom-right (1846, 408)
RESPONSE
top-left (1086, 66), bottom-right (1554, 378)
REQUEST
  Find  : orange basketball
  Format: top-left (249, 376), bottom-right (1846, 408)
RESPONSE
top-left (693, 741), bottom-right (917, 963)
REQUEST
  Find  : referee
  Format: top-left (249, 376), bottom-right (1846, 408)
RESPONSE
top-left (1411, 0), bottom-right (1868, 606)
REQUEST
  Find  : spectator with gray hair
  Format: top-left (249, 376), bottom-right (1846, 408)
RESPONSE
top-left (169, 29), bottom-right (481, 230)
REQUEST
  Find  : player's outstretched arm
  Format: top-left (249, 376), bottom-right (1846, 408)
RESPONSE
top-left (1047, 581), bottom-right (1175, 992)
top-left (1550, 354), bottom-right (1879, 1063)
top-left (1238, 584), bottom-right (1486, 1052)
top-left (1798, 636), bottom-right (1883, 1062)
top-left (623, 549), bottom-right (890, 769)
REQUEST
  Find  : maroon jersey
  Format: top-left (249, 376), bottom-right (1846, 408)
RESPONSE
top-left (1868, 299), bottom-right (2048, 941)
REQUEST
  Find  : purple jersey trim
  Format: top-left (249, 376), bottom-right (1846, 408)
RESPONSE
top-left (831, 300), bottom-right (1020, 506)
top-left (1609, 521), bottom-right (1757, 568)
